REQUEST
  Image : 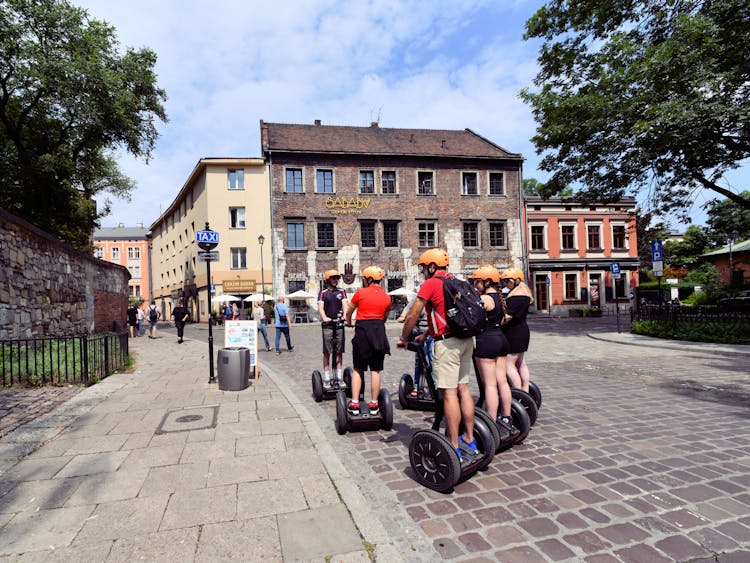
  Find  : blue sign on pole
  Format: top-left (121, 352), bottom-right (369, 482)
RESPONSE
top-left (196, 230), bottom-right (219, 244)
top-left (610, 263), bottom-right (621, 275)
top-left (651, 240), bottom-right (663, 262)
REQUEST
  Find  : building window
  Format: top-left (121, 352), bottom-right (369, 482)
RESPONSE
top-left (489, 172), bottom-right (505, 195)
top-left (463, 222), bottom-right (479, 247)
top-left (360, 222), bottom-right (376, 248)
top-left (94, 247), bottom-right (103, 259)
top-left (229, 207), bottom-right (246, 229)
top-left (561, 225), bottom-right (576, 250)
top-left (462, 172), bottom-right (478, 195)
top-left (317, 223), bottom-right (335, 248)
top-left (230, 247), bottom-right (247, 269)
top-left (530, 225), bottom-right (546, 251)
top-left (587, 225), bottom-right (601, 249)
top-left (287, 223), bottom-right (305, 249)
top-left (316, 169), bottom-right (334, 193)
top-left (288, 280), bottom-right (305, 293)
top-left (359, 171), bottom-right (375, 194)
top-left (489, 221), bottom-right (506, 248)
top-left (128, 266), bottom-right (141, 279)
top-left (418, 222), bottom-right (436, 247)
top-left (285, 168), bottom-right (303, 193)
top-left (417, 171), bottom-right (434, 195)
top-left (112, 247), bottom-right (120, 261)
top-left (614, 274), bottom-right (626, 298)
top-left (383, 221), bottom-right (398, 248)
top-left (382, 171), bottom-right (396, 194)
top-left (612, 225), bottom-right (626, 249)
top-left (127, 247), bottom-right (140, 260)
top-left (564, 273), bottom-right (578, 300)
top-left (228, 169), bottom-right (244, 190)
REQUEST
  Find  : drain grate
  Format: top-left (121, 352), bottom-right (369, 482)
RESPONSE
top-left (156, 405), bottom-right (219, 434)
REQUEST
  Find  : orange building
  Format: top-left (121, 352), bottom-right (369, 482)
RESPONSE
top-left (93, 224), bottom-right (150, 302)
top-left (523, 196), bottom-right (639, 314)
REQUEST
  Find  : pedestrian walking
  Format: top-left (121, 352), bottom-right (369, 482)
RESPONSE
top-left (171, 300), bottom-right (189, 344)
top-left (136, 305), bottom-right (144, 336)
top-left (126, 303), bottom-right (138, 338)
top-left (253, 300), bottom-right (272, 351)
top-left (273, 296), bottom-right (294, 354)
top-left (147, 301), bottom-right (161, 338)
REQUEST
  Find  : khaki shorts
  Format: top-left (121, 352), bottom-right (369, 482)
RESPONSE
top-left (432, 336), bottom-right (474, 389)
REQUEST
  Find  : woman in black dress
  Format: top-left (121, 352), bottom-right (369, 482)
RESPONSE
top-left (471, 265), bottom-right (517, 434)
top-left (500, 267), bottom-right (534, 393)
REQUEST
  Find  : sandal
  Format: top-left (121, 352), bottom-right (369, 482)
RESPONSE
top-left (410, 389), bottom-right (419, 397)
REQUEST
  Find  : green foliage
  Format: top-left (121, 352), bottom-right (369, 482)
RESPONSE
top-left (682, 291), bottom-right (709, 307)
top-left (663, 225), bottom-right (710, 269)
top-left (524, 177), bottom-right (573, 197)
top-left (704, 191), bottom-right (750, 247)
top-left (0, 0), bottom-right (167, 249)
top-left (521, 0), bottom-right (750, 218)
top-left (632, 320), bottom-right (750, 344)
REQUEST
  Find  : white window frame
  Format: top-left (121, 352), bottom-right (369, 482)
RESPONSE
top-left (488, 221), bottom-right (507, 248)
top-left (559, 222), bottom-right (578, 251)
top-left (611, 222), bottom-right (628, 251)
top-left (586, 221), bottom-right (603, 250)
top-left (462, 222), bottom-right (480, 248)
top-left (488, 171), bottom-right (506, 196)
top-left (112, 247), bottom-right (120, 261)
top-left (229, 207), bottom-right (246, 229)
top-left (285, 167), bottom-right (304, 193)
top-left (228, 168), bottom-right (244, 190)
top-left (230, 247), bottom-right (247, 269)
top-left (381, 170), bottom-right (397, 194)
top-left (461, 171), bottom-right (478, 196)
top-left (127, 247), bottom-right (140, 260)
top-left (417, 170), bottom-right (434, 196)
top-left (315, 169), bottom-right (335, 194)
top-left (359, 170), bottom-right (375, 194)
top-left (417, 221), bottom-right (437, 247)
top-left (529, 222), bottom-right (547, 252)
top-left (563, 271), bottom-right (579, 300)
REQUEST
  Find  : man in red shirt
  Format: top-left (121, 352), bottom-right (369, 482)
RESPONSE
top-left (397, 248), bottom-right (477, 462)
top-left (344, 266), bottom-right (391, 416)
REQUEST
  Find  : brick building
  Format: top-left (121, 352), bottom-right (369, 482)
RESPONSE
top-left (261, 120), bottom-right (525, 301)
top-left (523, 196), bottom-right (640, 315)
top-left (93, 224), bottom-right (150, 302)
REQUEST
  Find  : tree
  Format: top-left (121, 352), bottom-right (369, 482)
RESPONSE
top-left (704, 191), bottom-right (750, 247)
top-left (0, 0), bottom-right (167, 249)
top-left (521, 1), bottom-right (750, 218)
top-left (663, 225), bottom-right (710, 270)
top-left (523, 177), bottom-right (573, 197)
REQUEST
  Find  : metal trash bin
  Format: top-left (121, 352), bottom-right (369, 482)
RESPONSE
top-left (217, 347), bottom-right (250, 391)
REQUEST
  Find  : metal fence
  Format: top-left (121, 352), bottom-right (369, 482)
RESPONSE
top-left (0, 330), bottom-right (129, 387)
top-left (632, 304), bottom-right (750, 328)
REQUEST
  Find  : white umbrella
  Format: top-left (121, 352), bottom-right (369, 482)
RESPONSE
top-left (387, 287), bottom-right (416, 296)
top-left (287, 289), bottom-right (317, 299)
top-left (243, 293), bottom-right (269, 302)
top-left (211, 294), bottom-right (240, 302)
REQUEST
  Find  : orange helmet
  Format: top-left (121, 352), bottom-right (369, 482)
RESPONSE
top-left (471, 265), bottom-right (500, 283)
top-left (418, 248), bottom-right (449, 267)
top-left (324, 269), bottom-right (341, 281)
top-left (500, 267), bottom-right (525, 282)
top-left (361, 266), bottom-right (385, 281)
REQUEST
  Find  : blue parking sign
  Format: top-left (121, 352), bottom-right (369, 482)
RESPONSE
top-left (610, 263), bottom-right (620, 275)
top-left (651, 240), bottom-right (663, 262)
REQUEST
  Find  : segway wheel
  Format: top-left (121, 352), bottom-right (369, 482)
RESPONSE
top-left (510, 398), bottom-right (531, 444)
top-left (312, 370), bottom-right (324, 403)
top-left (409, 430), bottom-right (460, 492)
top-left (379, 388), bottom-right (393, 431)
top-left (529, 381), bottom-right (542, 409)
top-left (511, 388), bottom-right (539, 426)
top-left (335, 391), bottom-right (348, 435)
top-left (343, 367), bottom-right (353, 399)
top-left (472, 408), bottom-right (500, 455)
top-left (471, 416), bottom-right (496, 471)
top-left (398, 374), bottom-right (414, 409)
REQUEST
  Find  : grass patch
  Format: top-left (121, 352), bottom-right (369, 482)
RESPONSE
top-left (631, 320), bottom-right (750, 344)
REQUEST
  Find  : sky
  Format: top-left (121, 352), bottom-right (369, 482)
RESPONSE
top-left (73, 0), bottom-right (744, 231)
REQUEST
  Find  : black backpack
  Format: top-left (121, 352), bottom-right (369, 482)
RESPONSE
top-left (149, 307), bottom-right (158, 322)
top-left (438, 275), bottom-right (487, 337)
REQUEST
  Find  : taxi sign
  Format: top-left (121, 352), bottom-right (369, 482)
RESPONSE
top-left (196, 230), bottom-right (219, 250)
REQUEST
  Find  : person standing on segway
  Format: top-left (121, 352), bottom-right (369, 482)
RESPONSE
top-left (397, 248), bottom-right (479, 463)
top-left (317, 269), bottom-right (348, 389)
top-left (344, 266), bottom-right (391, 416)
top-left (500, 267), bottom-right (534, 393)
top-left (471, 265), bottom-right (519, 438)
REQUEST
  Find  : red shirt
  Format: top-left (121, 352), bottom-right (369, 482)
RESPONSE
top-left (416, 270), bottom-right (450, 337)
top-left (350, 284), bottom-right (391, 320)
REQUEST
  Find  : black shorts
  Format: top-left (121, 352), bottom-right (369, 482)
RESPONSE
top-left (352, 343), bottom-right (385, 373)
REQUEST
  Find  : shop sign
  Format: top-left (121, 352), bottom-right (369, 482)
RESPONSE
top-left (325, 196), bottom-right (371, 215)
top-left (224, 279), bottom-right (256, 292)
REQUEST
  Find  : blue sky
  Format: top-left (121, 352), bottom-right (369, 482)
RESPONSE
top-left (74, 0), bottom-right (745, 230)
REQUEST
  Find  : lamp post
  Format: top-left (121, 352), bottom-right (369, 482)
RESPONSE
top-left (729, 230), bottom-right (739, 298)
top-left (258, 234), bottom-right (265, 298)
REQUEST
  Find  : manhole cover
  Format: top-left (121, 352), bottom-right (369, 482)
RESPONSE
top-left (157, 406), bottom-right (218, 434)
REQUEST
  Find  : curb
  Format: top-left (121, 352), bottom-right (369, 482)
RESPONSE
top-left (587, 332), bottom-right (750, 358)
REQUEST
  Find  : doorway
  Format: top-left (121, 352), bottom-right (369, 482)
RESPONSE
top-left (534, 274), bottom-right (549, 311)
top-left (589, 273), bottom-right (601, 308)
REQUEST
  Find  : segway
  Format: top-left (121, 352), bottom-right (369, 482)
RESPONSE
top-left (474, 357), bottom-right (532, 451)
top-left (334, 370), bottom-right (393, 435)
top-left (406, 339), bottom-right (497, 493)
top-left (398, 330), bottom-right (437, 411)
top-left (311, 319), bottom-right (352, 402)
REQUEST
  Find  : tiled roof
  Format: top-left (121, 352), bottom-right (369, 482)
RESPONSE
top-left (261, 121), bottom-right (521, 159)
top-left (94, 227), bottom-right (149, 240)
top-left (702, 239), bottom-right (750, 257)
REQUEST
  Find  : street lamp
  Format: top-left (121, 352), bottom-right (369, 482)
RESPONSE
top-left (258, 234), bottom-right (265, 298)
top-left (728, 230), bottom-right (739, 298)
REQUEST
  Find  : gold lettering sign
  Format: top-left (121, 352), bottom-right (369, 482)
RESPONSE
top-left (325, 196), bottom-right (371, 215)
top-left (223, 279), bottom-right (257, 292)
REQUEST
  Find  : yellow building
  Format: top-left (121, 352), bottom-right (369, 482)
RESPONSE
top-left (148, 158), bottom-right (270, 322)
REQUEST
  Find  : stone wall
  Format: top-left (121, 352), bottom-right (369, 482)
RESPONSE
top-left (0, 208), bottom-right (130, 340)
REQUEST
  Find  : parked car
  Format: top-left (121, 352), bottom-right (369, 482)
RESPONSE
top-left (718, 290), bottom-right (750, 308)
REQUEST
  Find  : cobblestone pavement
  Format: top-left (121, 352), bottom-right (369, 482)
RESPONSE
top-left (248, 316), bottom-right (750, 562)
top-left (0, 387), bottom-right (82, 439)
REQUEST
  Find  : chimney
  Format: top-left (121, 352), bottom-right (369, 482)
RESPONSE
top-left (117, 223), bottom-right (125, 228)
top-left (136, 222), bottom-right (143, 228)
top-left (314, 119), bottom-right (321, 126)
top-left (370, 122), bottom-right (378, 127)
